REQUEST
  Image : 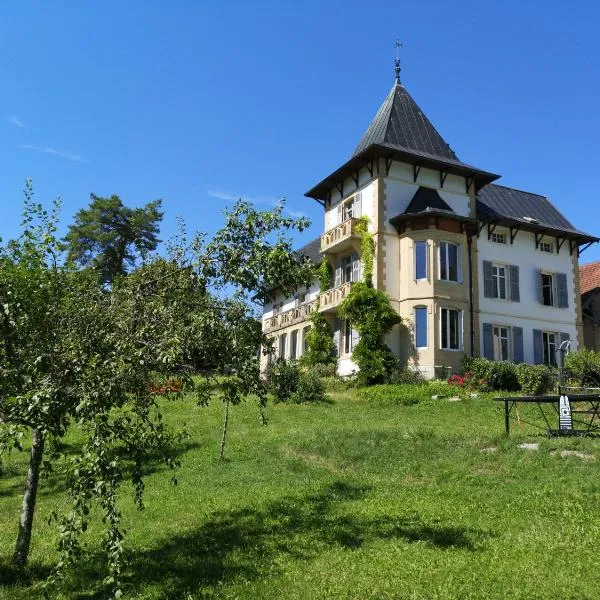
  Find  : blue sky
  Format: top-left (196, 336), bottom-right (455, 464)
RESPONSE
top-left (2, 0), bottom-right (600, 263)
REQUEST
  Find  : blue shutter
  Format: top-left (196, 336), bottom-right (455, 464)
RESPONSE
top-left (482, 323), bottom-right (494, 359)
top-left (483, 261), bottom-right (494, 298)
top-left (556, 273), bottom-right (569, 308)
top-left (533, 329), bottom-right (543, 364)
top-left (513, 327), bottom-right (524, 363)
top-left (510, 265), bottom-right (520, 302)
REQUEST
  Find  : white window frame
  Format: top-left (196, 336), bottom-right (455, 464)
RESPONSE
top-left (414, 306), bottom-right (428, 349)
top-left (542, 331), bottom-right (557, 367)
top-left (492, 263), bottom-right (508, 300)
top-left (493, 324), bottom-right (511, 361)
top-left (541, 272), bottom-right (555, 307)
top-left (490, 232), bottom-right (507, 244)
top-left (439, 241), bottom-right (461, 283)
top-left (539, 240), bottom-right (554, 253)
top-left (440, 308), bottom-right (462, 351)
top-left (341, 318), bottom-right (356, 356)
top-left (414, 241), bottom-right (428, 280)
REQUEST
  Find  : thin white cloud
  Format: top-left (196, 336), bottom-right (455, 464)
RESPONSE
top-left (8, 114), bottom-right (25, 128)
top-left (208, 189), bottom-right (303, 218)
top-left (19, 144), bottom-right (88, 164)
top-left (208, 189), bottom-right (241, 202)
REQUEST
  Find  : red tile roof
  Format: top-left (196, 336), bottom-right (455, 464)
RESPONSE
top-left (580, 262), bottom-right (600, 294)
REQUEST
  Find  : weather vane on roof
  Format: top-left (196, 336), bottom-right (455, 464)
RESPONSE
top-left (394, 39), bottom-right (403, 84)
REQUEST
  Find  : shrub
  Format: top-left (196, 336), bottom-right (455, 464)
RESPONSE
top-left (306, 362), bottom-right (337, 378)
top-left (461, 356), bottom-right (519, 391)
top-left (564, 349), bottom-right (600, 388)
top-left (267, 359), bottom-right (301, 403)
top-left (516, 363), bottom-right (554, 395)
top-left (291, 370), bottom-right (327, 404)
top-left (387, 365), bottom-right (424, 385)
top-left (301, 311), bottom-right (337, 368)
top-left (338, 281), bottom-right (401, 386)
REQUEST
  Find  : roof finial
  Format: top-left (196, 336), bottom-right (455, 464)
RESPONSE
top-left (394, 39), bottom-right (403, 84)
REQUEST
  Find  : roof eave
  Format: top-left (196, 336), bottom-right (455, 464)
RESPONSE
top-left (305, 143), bottom-right (500, 202)
top-left (476, 213), bottom-right (599, 244)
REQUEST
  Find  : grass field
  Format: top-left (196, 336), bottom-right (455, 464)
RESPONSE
top-left (1, 382), bottom-right (600, 599)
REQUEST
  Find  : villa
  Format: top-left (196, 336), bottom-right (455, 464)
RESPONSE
top-left (262, 65), bottom-right (597, 377)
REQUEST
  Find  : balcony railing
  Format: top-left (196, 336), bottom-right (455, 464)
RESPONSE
top-left (318, 281), bottom-right (354, 312)
top-left (264, 300), bottom-right (317, 333)
top-left (320, 218), bottom-right (360, 253)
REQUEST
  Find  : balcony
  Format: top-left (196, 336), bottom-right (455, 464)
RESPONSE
top-left (264, 300), bottom-right (317, 334)
top-left (318, 281), bottom-right (354, 312)
top-left (320, 218), bottom-right (360, 254)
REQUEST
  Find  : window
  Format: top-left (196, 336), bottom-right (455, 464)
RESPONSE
top-left (303, 326), bottom-right (311, 354)
top-left (290, 330), bottom-right (298, 360)
top-left (490, 232), bottom-right (506, 244)
top-left (539, 241), bottom-right (553, 253)
top-left (279, 333), bottom-right (287, 359)
top-left (493, 326), bottom-right (510, 361)
top-left (338, 253), bottom-right (360, 285)
top-left (441, 308), bottom-right (461, 350)
top-left (543, 331), bottom-right (557, 367)
top-left (342, 255), bottom-right (353, 283)
top-left (415, 241), bottom-right (427, 280)
top-left (415, 307), bottom-right (428, 348)
top-left (343, 319), bottom-right (356, 355)
top-left (337, 192), bottom-right (362, 224)
top-left (541, 273), bottom-right (554, 306)
top-left (492, 264), bottom-right (507, 300)
top-left (439, 242), bottom-right (460, 282)
top-left (342, 199), bottom-right (354, 221)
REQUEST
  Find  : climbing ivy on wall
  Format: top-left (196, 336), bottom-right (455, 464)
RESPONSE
top-left (338, 281), bottom-right (401, 385)
top-left (301, 258), bottom-right (336, 368)
top-left (301, 310), bottom-right (337, 368)
top-left (317, 257), bottom-right (332, 293)
top-left (356, 216), bottom-right (375, 286)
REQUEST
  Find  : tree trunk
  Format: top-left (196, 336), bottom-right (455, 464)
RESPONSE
top-left (13, 428), bottom-right (45, 567)
top-left (219, 401), bottom-right (230, 461)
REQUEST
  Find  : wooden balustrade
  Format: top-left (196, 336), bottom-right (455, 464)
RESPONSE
top-left (263, 300), bottom-right (317, 333)
top-left (318, 281), bottom-right (354, 312)
top-left (320, 218), bottom-right (360, 253)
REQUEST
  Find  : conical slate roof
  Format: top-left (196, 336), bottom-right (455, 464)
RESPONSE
top-left (353, 82), bottom-right (459, 162)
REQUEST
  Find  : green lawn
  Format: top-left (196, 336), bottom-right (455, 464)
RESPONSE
top-left (1, 384), bottom-right (600, 599)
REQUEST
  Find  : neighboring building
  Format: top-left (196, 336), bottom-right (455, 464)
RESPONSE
top-left (262, 66), bottom-right (598, 377)
top-left (580, 262), bottom-right (600, 351)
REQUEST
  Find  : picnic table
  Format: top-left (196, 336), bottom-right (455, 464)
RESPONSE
top-left (494, 394), bottom-right (600, 436)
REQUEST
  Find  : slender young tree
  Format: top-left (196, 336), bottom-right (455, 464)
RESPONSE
top-left (0, 186), bottom-right (313, 598)
top-left (64, 193), bottom-right (163, 283)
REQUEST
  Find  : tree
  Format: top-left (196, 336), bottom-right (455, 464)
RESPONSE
top-left (0, 185), bottom-right (312, 598)
top-left (338, 282), bottom-right (401, 385)
top-left (64, 193), bottom-right (163, 284)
